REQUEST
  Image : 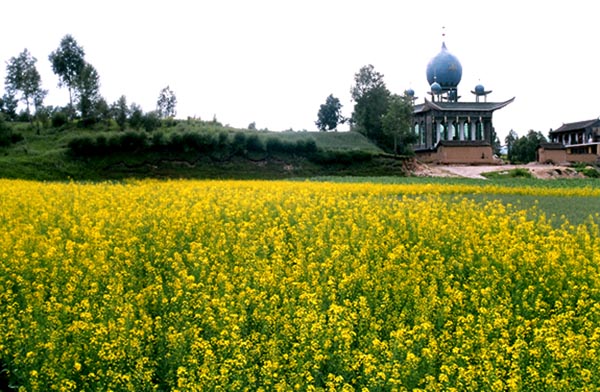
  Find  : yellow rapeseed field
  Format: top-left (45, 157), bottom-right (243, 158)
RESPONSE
top-left (0, 179), bottom-right (599, 391)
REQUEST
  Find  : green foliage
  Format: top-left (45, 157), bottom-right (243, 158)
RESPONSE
top-left (48, 34), bottom-right (86, 116)
top-left (129, 103), bottom-right (144, 130)
top-left (4, 48), bottom-right (47, 120)
top-left (51, 110), bottom-right (69, 128)
top-left (156, 86), bottom-right (177, 119)
top-left (573, 164), bottom-right (600, 178)
top-left (142, 111), bottom-right (161, 132)
top-left (76, 63), bottom-right (102, 126)
top-left (315, 94), bottom-right (344, 131)
top-left (382, 93), bottom-right (415, 155)
top-left (350, 65), bottom-right (391, 146)
top-left (481, 168), bottom-right (534, 179)
top-left (245, 133), bottom-right (265, 153)
top-left (0, 116), bottom-right (23, 146)
top-left (508, 130), bottom-right (547, 163)
top-left (308, 149), bottom-right (373, 165)
top-left (0, 92), bottom-right (18, 121)
top-left (112, 95), bottom-right (129, 131)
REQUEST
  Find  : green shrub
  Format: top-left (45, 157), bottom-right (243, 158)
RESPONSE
top-left (309, 150), bottom-right (373, 165)
top-left (67, 136), bottom-right (97, 157)
top-left (118, 131), bottom-right (148, 152)
top-left (51, 111), bottom-right (69, 128)
top-left (580, 167), bottom-right (600, 178)
top-left (245, 134), bottom-right (265, 153)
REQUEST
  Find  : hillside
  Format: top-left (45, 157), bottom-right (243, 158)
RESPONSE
top-left (0, 121), bottom-right (411, 181)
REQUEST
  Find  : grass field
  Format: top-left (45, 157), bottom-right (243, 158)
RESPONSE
top-left (0, 179), bottom-right (599, 390)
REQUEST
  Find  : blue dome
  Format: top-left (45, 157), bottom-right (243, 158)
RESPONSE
top-left (474, 84), bottom-right (485, 95)
top-left (430, 82), bottom-right (442, 94)
top-left (426, 42), bottom-right (462, 88)
top-left (405, 88), bottom-right (415, 97)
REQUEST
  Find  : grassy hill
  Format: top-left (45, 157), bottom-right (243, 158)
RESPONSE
top-left (0, 120), bottom-right (410, 181)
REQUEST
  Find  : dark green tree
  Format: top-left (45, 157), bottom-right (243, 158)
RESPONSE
top-left (382, 93), bottom-right (415, 154)
top-left (350, 65), bottom-right (391, 145)
top-left (508, 130), bottom-right (547, 163)
top-left (5, 49), bottom-right (47, 121)
top-left (0, 92), bottom-right (18, 121)
top-left (96, 98), bottom-right (111, 126)
top-left (316, 94), bottom-right (344, 131)
top-left (49, 35), bottom-right (85, 118)
top-left (142, 111), bottom-right (161, 132)
top-left (156, 86), bottom-right (177, 119)
top-left (505, 129), bottom-right (518, 157)
top-left (129, 103), bottom-right (144, 129)
top-left (75, 62), bottom-right (102, 126)
top-left (112, 95), bottom-right (129, 131)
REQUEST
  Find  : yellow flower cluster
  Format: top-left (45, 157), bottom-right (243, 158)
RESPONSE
top-left (0, 179), bottom-right (599, 391)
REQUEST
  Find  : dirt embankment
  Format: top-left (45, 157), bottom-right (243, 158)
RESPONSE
top-left (412, 162), bottom-right (585, 179)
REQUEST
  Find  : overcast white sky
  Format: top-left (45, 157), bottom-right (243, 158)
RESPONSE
top-left (1, 1), bottom-right (598, 142)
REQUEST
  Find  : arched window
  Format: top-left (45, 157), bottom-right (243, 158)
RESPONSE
top-left (477, 122), bottom-right (484, 140)
top-left (448, 122), bottom-right (456, 140)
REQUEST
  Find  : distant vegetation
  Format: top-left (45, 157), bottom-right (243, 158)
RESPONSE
top-left (0, 116), bottom-right (415, 181)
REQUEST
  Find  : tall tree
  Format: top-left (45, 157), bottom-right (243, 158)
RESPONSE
top-left (505, 129), bottom-right (518, 156)
top-left (350, 65), bottom-right (391, 145)
top-left (112, 95), bottom-right (129, 131)
top-left (382, 93), bottom-right (415, 154)
top-left (156, 86), bottom-right (177, 119)
top-left (75, 62), bottom-right (102, 125)
top-left (315, 94), bottom-right (344, 131)
top-left (5, 49), bottom-right (46, 120)
top-left (49, 35), bottom-right (85, 117)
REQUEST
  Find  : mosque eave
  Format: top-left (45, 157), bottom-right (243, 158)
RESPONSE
top-left (415, 97), bottom-right (515, 114)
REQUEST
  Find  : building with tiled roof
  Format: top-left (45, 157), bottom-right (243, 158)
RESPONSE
top-left (537, 119), bottom-right (600, 163)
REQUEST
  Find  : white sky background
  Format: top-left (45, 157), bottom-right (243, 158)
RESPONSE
top-left (1, 0), bottom-right (598, 142)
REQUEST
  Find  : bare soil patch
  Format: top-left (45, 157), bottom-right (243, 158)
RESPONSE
top-left (413, 162), bottom-right (584, 179)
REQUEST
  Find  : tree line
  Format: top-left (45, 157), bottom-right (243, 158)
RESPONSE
top-left (315, 64), bottom-right (416, 155)
top-left (504, 129), bottom-right (547, 164)
top-left (0, 34), bottom-right (177, 130)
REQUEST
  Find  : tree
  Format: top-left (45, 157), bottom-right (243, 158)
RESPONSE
top-left (490, 128), bottom-right (502, 156)
top-left (156, 86), bottom-right (177, 119)
top-left (382, 93), bottom-right (415, 154)
top-left (49, 35), bottom-right (85, 118)
top-left (316, 94), bottom-right (344, 131)
top-left (350, 65), bottom-right (391, 145)
top-left (112, 95), bottom-right (129, 131)
top-left (129, 103), bottom-right (144, 129)
top-left (0, 92), bottom-right (18, 121)
top-left (142, 111), bottom-right (161, 132)
top-left (505, 129), bottom-right (518, 156)
top-left (5, 49), bottom-right (47, 121)
top-left (75, 62), bottom-right (102, 126)
top-left (508, 130), bottom-right (547, 163)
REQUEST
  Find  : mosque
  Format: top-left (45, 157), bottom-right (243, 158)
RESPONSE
top-left (407, 40), bottom-right (514, 164)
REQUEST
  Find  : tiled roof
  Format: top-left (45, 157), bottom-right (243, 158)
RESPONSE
top-left (552, 119), bottom-right (600, 133)
top-left (414, 98), bottom-right (515, 114)
top-left (538, 142), bottom-right (565, 150)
